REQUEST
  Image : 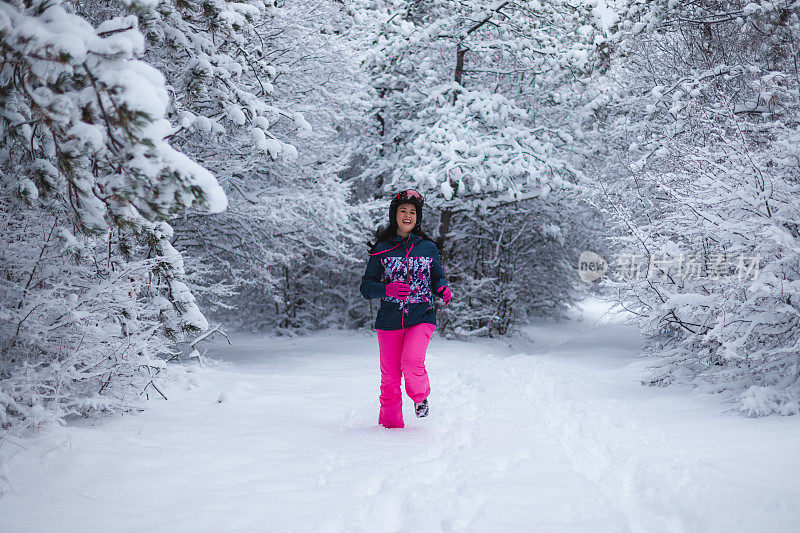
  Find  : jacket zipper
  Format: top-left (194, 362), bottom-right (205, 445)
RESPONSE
top-left (400, 236), bottom-right (414, 329)
top-left (401, 239), bottom-right (406, 329)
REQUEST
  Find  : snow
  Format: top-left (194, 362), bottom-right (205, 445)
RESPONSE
top-left (17, 179), bottom-right (38, 201)
top-left (440, 179), bottom-right (454, 200)
top-left (227, 104), bottom-right (247, 125)
top-left (589, 0), bottom-right (619, 32)
top-left (293, 111), bottom-right (313, 132)
top-left (157, 140), bottom-right (228, 213)
top-left (1, 298), bottom-right (799, 531)
top-left (743, 3), bottom-right (763, 16)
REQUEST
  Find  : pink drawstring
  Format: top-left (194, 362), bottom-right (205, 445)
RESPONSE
top-left (369, 242), bottom-right (401, 256)
top-left (404, 243), bottom-right (415, 263)
top-left (369, 235), bottom-right (415, 256)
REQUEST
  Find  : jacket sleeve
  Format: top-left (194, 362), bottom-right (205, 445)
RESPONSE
top-left (360, 254), bottom-right (387, 300)
top-left (430, 244), bottom-right (448, 294)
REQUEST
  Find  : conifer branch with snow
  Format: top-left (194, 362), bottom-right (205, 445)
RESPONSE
top-left (0, 0), bottom-right (226, 430)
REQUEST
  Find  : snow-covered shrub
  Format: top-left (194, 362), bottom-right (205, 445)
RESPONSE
top-left (0, 0), bottom-right (225, 429)
top-left (433, 201), bottom-right (585, 335)
top-left (596, 0), bottom-right (800, 415)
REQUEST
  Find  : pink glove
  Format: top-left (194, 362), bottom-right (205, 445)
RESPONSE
top-left (386, 282), bottom-right (411, 300)
top-left (437, 286), bottom-right (451, 305)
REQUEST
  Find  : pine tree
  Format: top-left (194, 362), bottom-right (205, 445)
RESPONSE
top-left (0, 0), bottom-right (226, 429)
top-left (355, 0), bottom-right (612, 334)
top-left (119, 0), bottom-right (371, 331)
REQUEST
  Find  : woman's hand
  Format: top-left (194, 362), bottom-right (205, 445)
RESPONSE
top-left (437, 286), bottom-right (451, 305)
top-left (386, 282), bottom-right (411, 300)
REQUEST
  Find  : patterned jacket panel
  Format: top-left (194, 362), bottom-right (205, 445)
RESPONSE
top-left (380, 256), bottom-right (433, 305)
top-left (359, 233), bottom-right (448, 330)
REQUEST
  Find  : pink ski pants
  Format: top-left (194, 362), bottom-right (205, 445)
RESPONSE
top-left (376, 322), bottom-right (436, 429)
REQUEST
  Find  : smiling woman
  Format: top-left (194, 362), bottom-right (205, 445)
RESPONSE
top-left (360, 189), bottom-right (452, 428)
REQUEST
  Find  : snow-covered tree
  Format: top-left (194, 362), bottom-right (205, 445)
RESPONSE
top-left (596, 0), bottom-right (800, 415)
top-left (0, 0), bottom-right (226, 429)
top-left (113, 0), bottom-right (371, 332)
top-left (354, 0), bottom-right (613, 334)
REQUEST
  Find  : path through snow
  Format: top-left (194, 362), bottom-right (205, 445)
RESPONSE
top-left (1, 300), bottom-right (799, 532)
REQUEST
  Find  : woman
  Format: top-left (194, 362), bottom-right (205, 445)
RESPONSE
top-left (360, 189), bottom-right (452, 429)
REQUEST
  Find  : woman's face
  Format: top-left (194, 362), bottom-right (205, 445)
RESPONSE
top-left (396, 203), bottom-right (417, 235)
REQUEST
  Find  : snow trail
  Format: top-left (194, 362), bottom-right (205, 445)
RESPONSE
top-left (1, 302), bottom-right (799, 532)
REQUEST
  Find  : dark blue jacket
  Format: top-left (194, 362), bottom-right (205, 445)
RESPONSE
top-left (360, 233), bottom-right (449, 330)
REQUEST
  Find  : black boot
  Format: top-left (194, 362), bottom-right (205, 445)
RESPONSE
top-left (414, 398), bottom-right (429, 418)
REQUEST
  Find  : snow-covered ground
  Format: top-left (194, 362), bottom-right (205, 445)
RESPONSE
top-left (2, 299), bottom-right (799, 532)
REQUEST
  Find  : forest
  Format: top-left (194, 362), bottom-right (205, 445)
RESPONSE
top-left (2, 0), bottom-right (799, 433)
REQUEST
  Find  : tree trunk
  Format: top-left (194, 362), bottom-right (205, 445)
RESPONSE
top-left (437, 209), bottom-right (453, 251)
top-left (455, 45), bottom-right (467, 85)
